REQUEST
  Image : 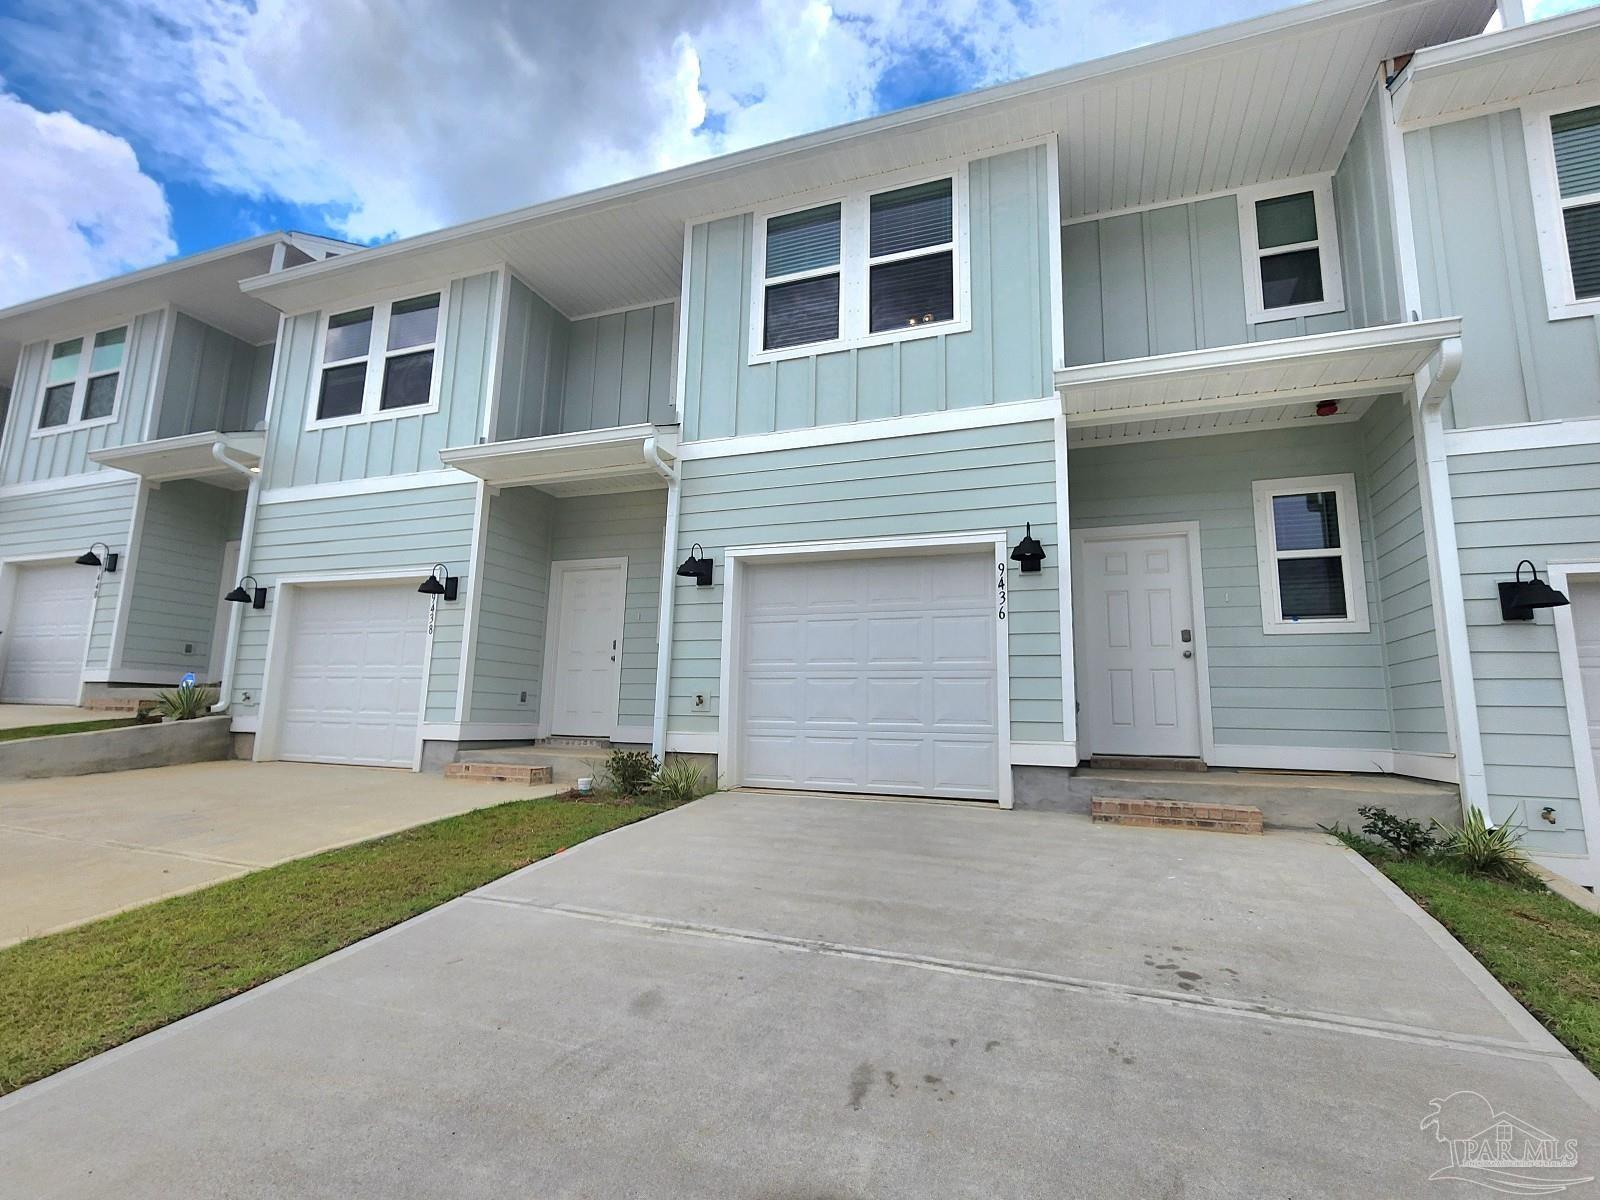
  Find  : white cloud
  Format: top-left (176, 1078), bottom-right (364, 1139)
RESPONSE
top-left (0, 88), bottom-right (174, 307)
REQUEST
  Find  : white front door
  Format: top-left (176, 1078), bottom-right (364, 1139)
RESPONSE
top-left (548, 560), bottom-right (625, 737)
top-left (1077, 530), bottom-right (1202, 758)
top-left (1, 562), bottom-right (95, 704)
top-left (1573, 580), bottom-right (1600, 804)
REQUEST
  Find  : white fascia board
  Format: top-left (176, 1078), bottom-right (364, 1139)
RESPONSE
top-left (439, 423), bottom-right (677, 487)
top-left (89, 430), bottom-right (267, 486)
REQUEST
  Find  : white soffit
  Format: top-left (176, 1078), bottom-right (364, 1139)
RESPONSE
top-left (1068, 395), bottom-right (1377, 446)
top-left (241, 0), bottom-right (1490, 321)
top-left (438, 424), bottom-right (676, 494)
top-left (1393, 6), bottom-right (1600, 127)
top-left (88, 430), bottom-right (267, 490)
top-left (1056, 318), bottom-right (1461, 424)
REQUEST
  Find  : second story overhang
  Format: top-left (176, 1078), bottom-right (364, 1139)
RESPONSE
top-left (439, 423), bottom-right (679, 495)
top-left (88, 430), bottom-right (266, 490)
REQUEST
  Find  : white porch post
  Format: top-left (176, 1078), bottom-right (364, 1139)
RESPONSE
top-left (1053, 408), bottom-right (1077, 757)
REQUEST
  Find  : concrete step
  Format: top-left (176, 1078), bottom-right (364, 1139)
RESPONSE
top-left (444, 762), bottom-right (554, 785)
top-left (1091, 796), bottom-right (1262, 835)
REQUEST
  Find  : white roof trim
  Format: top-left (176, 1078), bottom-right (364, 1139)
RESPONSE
top-left (89, 430), bottom-right (266, 489)
top-left (439, 423), bottom-right (677, 492)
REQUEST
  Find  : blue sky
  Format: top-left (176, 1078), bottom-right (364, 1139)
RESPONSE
top-left (0, 0), bottom-right (1591, 306)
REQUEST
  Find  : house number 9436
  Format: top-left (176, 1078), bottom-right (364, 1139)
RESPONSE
top-left (996, 561), bottom-right (1007, 621)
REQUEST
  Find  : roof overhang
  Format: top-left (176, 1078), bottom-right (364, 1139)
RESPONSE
top-left (1056, 318), bottom-right (1463, 425)
top-left (438, 424), bottom-right (678, 496)
top-left (1392, 6), bottom-right (1600, 128)
top-left (240, 0), bottom-right (1489, 321)
top-left (88, 431), bottom-right (266, 490)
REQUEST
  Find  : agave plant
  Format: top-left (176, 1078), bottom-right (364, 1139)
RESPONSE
top-left (154, 681), bottom-right (216, 721)
top-left (652, 758), bottom-right (711, 806)
top-left (1433, 809), bottom-right (1535, 883)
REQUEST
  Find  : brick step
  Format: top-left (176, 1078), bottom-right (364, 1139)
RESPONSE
top-left (444, 762), bottom-right (554, 785)
top-left (83, 697), bottom-right (159, 714)
top-left (1090, 797), bottom-right (1262, 835)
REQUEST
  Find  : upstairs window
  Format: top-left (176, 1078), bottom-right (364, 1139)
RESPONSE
top-left (750, 166), bottom-right (969, 362)
top-left (1528, 102), bottom-right (1600, 320)
top-left (36, 324), bottom-right (126, 434)
top-left (1252, 474), bottom-right (1369, 635)
top-left (1236, 177), bottom-right (1345, 324)
top-left (313, 291), bottom-right (443, 426)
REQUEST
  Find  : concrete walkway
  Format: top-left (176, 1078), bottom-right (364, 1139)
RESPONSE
top-left (0, 760), bottom-right (556, 945)
top-left (3, 790), bottom-right (1598, 1197)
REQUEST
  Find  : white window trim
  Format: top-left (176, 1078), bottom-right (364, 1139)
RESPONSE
top-left (30, 324), bottom-right (130, 439)
top-left (306, 282), bottom-right (450, 431)
top-left (1236, 174), bottom-right (1346, 325)
top-left (747, 160), bottom-right (972, 366)
top-left (1251, 473), bottom-right (1370, 635)
top-left (1523, 86), bottom-right (1600, 322)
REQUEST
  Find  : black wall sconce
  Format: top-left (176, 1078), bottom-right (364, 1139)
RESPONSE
top-left (1499, 560), bottom-right (1570, 621)
top-left (224, 575), bottom-right (267, 610)
top-left (75, 542), bottom-right (118, 573)
top-left (1010, 523), bottom-right (1047, 574)
top-left (418, 563), bottom-right (459, 601)
top-left (676, 543), bottom-right (713, 587)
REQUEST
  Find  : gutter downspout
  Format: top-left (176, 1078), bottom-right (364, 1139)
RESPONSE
top-left (644, 435), bottom-right (680, 761)
top-left (209, 441), bottom-right (262, 715)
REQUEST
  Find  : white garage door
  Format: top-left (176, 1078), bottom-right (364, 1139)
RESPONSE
top-left (1, 562), bottom-right (94, 704)
top-left (738, 550), bottom-right (1000, 801)
top-left (277, 582), bottom-right (430, 768)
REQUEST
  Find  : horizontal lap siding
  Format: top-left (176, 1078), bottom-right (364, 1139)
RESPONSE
top-left (681, 145), bottom-right (1054, 441)
top-left (0, 479), bottom-right (138, 671)
top-left (1070, 424), bottom-right (1391, 751)
top-left (469, 486), bottom-right (552, 725)
top-left (671, 421), bottom-right (1062, 742)
top-left (1448, 443), bottom-right (1600, 856)
top-left (232, 482), bottom-right (478, 723)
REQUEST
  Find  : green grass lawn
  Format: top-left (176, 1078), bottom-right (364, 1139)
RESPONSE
top-left (0, 717), bottom-right (143, 742)
top-left (0, 793), bottom-right (673, 1094)
top-left (1373, 855), bottom-right (1600, 1073)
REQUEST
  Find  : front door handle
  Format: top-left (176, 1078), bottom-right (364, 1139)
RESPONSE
top-left (1182, 650), bottom-right (1193, 659)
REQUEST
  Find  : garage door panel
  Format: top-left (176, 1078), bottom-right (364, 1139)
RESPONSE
top-left (931, 614), bottom-right (993, 665)
top-left (742, 735), bottom-right (799, 784)
top-left (932, 739), bottom-right (999, 796)
top-left (866, 738), bottom-right (925, 789)
top-left (804, 618), bottom-right (859, 666)
top-left (746, 619), bottom-right (801, 668)
top-left (866, 616), bottom-right (925, 664)
top-left (932, 677), bottom-right (995, 728)
top-left (744, 676), bottom-right (801, 722)
top-left (1, 563), bottom-right (95, 704)
top-left (866, 676), bottom-right (926, 725)
top-left (799, 735), bottom-right (865, 787)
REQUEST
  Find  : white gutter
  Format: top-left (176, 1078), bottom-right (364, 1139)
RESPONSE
top-left (208, 441), bottom-right (262, 716)
top-left (644, 434), bottom-right (681, 761)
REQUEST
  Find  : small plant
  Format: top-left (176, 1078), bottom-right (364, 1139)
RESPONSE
top-left (1320, 821), bottom-right (1392, 860)
top-left (1434, 809), bottom-right (1536, 884)
top-left (1358, 804), bottom-right (1439, 858)
top-left (652, 758), bottom-right (711, 806)
top-left (602, 749), bottom-right (658, 797)
top-left (154, 682), bottom-right (215, 721)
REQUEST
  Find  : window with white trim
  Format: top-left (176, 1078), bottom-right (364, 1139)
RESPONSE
top-left (36, 325), bottom-right (127, 433)
top-left (1251, 474), bottom-right (1369, 635)
top-left (752, 169), bottom-right (968, 362)
top-left (313, 291), bottom-right (442, 426)
top-left (1527, 102), bottom-right (1600, 320)
top-left (1236, 177), bottom-right (1345, 324)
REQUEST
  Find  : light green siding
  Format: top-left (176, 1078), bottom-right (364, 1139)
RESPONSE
top-left (1406, 111), bottom-right (1600, 429)
top-left (0, 477), bottom-right (137, 672)
top-left (0, 310), bottom-right (165, 486)
top-left (556, 304), bottom-right (675, 433)
top-left (669, 420), bottom-right (1063, 742)
top-left (549, 490), bottom-right (665, 733)
top-left (495, 276), bottom-right (570, 441)
top-left (121, 480), bottom-right (243, 679)
top-left (468, 485), bottom-right (553, 725)
top-left (1448, 443), bottom-right (1600, 857)
top-left (260, 272), bottom-right (499, 488)
top-left (156, 313), bottom-right (267, 437)
top-left (230, 482), bottom-right (478, 723)
top-left (1333, 83), bottom-right (1402, 331)
top-left (1070, 423), bottom-right (1396, 750)
top-left (680, 145), bottom-right (1056, 440)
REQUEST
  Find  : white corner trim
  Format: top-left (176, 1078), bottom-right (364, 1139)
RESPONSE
top-left (256, 469), bottom-right (466, 506)
top-left (1010, 741), bottom-right (1078, 768)
top-left (665, 731), bottom-right (719, 755)
top-left (678, 395), bottom-right (1059, 461)
top-left (418, 721), bottom-right (541, 742)
top-left (1444, 414), bottom-right (1600, 457)
top-left (229, 715), bottom-right (259, 733)
top-left (1378, 69), bottom-right (1424, 322)
top-left (454, 480), bottom-right (491, 723)
top-left (1250, 473), bottom-right (1371, 636)
top-left (1542, 562), bottom-right (1600, 885)
top-left (1044, 133), bottom-right (1067, 374)
top-left (481, 266), bottom-right (513, 443)
top-left (1051, 410), bottom-right (1076, 748)
top-left (1235, 173), bottom-right (1346, 325)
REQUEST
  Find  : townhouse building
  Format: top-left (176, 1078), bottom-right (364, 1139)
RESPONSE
top-left (1, 0), bottom-right (1597, 889)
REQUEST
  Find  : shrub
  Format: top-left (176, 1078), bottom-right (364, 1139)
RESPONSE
top-left (1320, 821), bottom-right (1392, 860)
top-left (652, 758), bottom-right (711, 806)
top-left (1358, 804), bottom-right (1439, 858)
top-left (154, 682), bottom-right (215, 721)
top-left (1434, 809), bottom-right (1537, 884)
top-left (602, 749), bottom-right (658, 797)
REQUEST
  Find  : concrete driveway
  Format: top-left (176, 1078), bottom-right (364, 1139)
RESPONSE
top-left (0, 760), bottom-right (555, 945)
top-left (4, 790), bottom-right (1599, 1198)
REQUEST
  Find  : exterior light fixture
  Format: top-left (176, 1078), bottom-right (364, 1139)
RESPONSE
top-left (1315, 400), bottom-right (1340, 418)
top-left (224, 575), bottom-right (267, 609)
top-left (676, 543), bottom-right (713, 587)
top-left (1010, 524), bottom-right (1046, 574)
top-left (418, 563), bottom-right (459, 601)
top-left (75, 542), bottom-right (118, 572)
top-left (1498, 560), bottom-right (1570, 622)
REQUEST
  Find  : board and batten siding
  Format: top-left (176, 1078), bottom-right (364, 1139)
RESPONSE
top-left (669, 420), bottom-right (1063, 743)
top-left (495, 276), bottom-right (570, 441)
top-left (1070, 422), bottom-right (1399, 752)
top-left (260, 271), bottom-right (499, 488)
top-left (0, 477), bottom-right (138, 673)
top-left (156, 313), bottom-right (271, 438)
top-left (121, 480), bottom-right (243, 678)
top-left (1406, 111), bottom-right (1600, 430)
top-left (680, 144), bottom-right (1056, 441)
top-left (1448, 442), bottom-right (1600, 858)
top-left (0, 310), bottom-right (165, 486)
top-left (1333, 81), bottom-right (1402, 332)
top-left (230, 482), bottom-right (478, 724)
top-left (468, 485), bottom-right (553, 725)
